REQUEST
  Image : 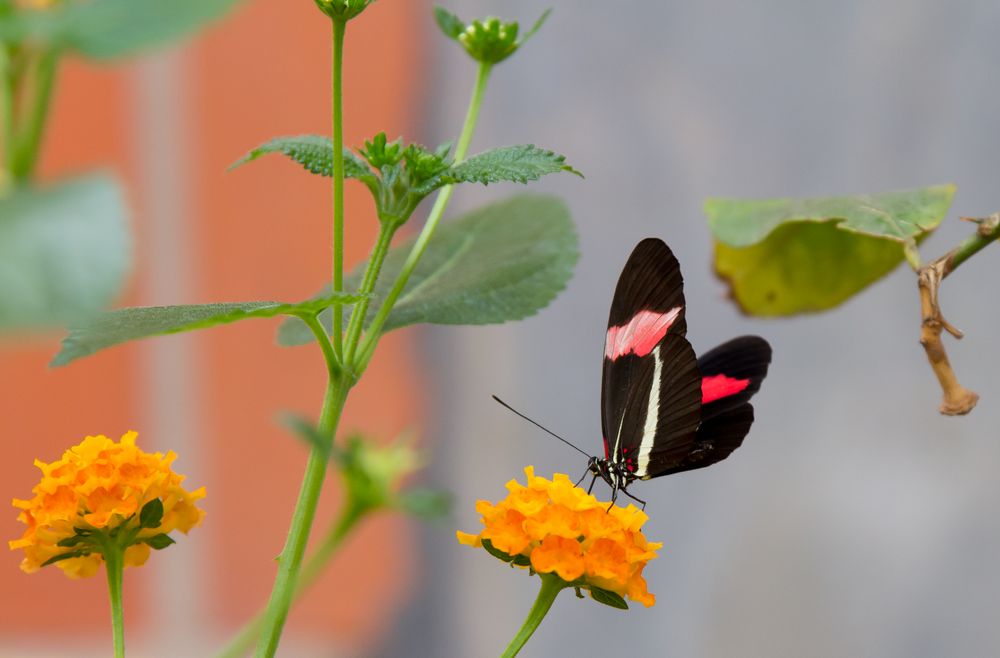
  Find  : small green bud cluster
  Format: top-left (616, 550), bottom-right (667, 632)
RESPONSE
top-left (314, 0), bottom-right (375, 21)
top-left (435, 6), bottom-right (551, 65)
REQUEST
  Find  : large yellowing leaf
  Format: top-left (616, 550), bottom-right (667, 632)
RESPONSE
top-left (705, 185), bottom-right (955, 316)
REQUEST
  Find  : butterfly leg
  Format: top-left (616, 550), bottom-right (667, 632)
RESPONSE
top-left (606, 483), bottom-right (619, 513)
top-left (619, 487), bottom-right (647, 511)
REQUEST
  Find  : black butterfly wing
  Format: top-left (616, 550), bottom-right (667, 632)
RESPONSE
top-left (648, 336), bottom-right (771, 477)
top-left (601, 239), bottom-right (701, 474)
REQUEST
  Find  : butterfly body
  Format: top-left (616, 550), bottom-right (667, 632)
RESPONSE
top-left (590, 238), bottom-right (771, 506)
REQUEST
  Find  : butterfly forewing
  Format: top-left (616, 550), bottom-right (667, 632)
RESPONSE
top-left (601, 239), bottom-right (701, 476)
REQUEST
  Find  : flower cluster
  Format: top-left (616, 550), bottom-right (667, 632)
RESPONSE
top-left (457, 467), bottom-right (660, 607)
top-left (9, 431), bottom-right (205, 578)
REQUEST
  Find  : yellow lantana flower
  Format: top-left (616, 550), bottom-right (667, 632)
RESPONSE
top-left (457, 466), bottom-right (660, 607)
top-left (9, 431), bottom-right (205, 578)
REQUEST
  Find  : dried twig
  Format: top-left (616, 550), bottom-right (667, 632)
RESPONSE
top-left (916, 212), bottom-right (1000, 415)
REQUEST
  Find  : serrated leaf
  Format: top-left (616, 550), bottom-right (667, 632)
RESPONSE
top-left (433, 6), bottom-right (464, 40)
top-left (446, 145), bottom-right (580, 186)
top-left (52, 293), bottom-right (360, 367)
top-left (41, 550), bottom-right (88, 567)
top-left (590, 586), bottom-right (629, 610)
top-left (142, 533), bottom-right (175, 550)
top-left (0, 174), bottom-right (130, 331)
top-left (705, 185), bottom-right (955, 316)
top-left (278, 194), bottom-right (578, 345)
top-left (0, 0), bottom-right (243, 59)
top-left (139, 498), bottom-right (164, 529)
top-left (481, 538), bottom-right (515, 563)
top-left (230, 135), bottom-right (374, 182)
top-left (396, 488), bottom-right (452, 520)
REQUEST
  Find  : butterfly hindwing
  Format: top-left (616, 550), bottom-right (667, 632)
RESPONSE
top-left (698, 336), bottom-right (772, 420)
top-left (646, 336), bottom-right (771, 477)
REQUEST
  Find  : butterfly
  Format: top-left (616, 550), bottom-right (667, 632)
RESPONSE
top-left (496, 238), bottom-right (771, 509)
top-left (590, 237), bottom-right (771, 507)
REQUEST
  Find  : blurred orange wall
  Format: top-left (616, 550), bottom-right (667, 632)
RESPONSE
top-left (1, 0), bottom-right (427, 653)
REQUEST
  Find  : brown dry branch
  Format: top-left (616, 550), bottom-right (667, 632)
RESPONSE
top-left (915, 212), bottom-right (1000, 415)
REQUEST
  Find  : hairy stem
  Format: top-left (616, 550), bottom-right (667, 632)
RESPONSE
top-left (102, 540), bottom-right (126, 658)
top-left (10, 48), bottom-right (57, 180)
top-left (331, 18), bottom-right (347, 359)
top-left (343, 221), bottom-right (396, 367)
top-left (499, 574), bottom-right (566, 658)
top-left (354, 61), bottom-right (493, 370)
top-left (254, 377), bottom-right (349, 657)
top-left (0, 44), bottom-right (13, 188)
top-left (915, 213), bottom-right (999, 415)
top-left (215, 501), bottom-right (366, 658)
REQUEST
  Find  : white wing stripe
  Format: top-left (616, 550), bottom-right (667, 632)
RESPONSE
top-left (635, 348), bottom-right (662, 477)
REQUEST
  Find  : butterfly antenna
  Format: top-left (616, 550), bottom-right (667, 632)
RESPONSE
top-left (491, 395), bottom-right (592, 459)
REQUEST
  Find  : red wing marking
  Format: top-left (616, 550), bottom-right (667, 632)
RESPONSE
top-left (701, 374), bottom-right (750, 404)
top-left (604, 307), bottom-right (682, 360)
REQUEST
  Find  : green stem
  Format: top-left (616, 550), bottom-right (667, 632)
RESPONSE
top-left (102, 540), bottom-right (126, 658)
top-left (330, 18), bottom-right (347, 358)
top-left (10, 48), bottom-right (57, 180)
top-left (939, 214), bottom-right (1000, 276)
top-left (301, 313), bottom-right (340, 378)
top-left (903, 238), bottom-right (922, 272)
top-left (0, 44), bottom-right (14, 187)
top-left (253, 377), bottom-right (349, 658)
top-left (343, 221), bottom-right (396, 367)
top-left (499, 575), bottom-right (566, 658)
top-left (215, 501), bottom-right (367, 658)
top-left (354, 61), bottom-right (493, 370)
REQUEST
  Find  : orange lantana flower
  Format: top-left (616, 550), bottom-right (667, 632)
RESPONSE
top-left (457, 466), bottom-right (660, 607)
top-left (9, 431), bottom-right (205, 578)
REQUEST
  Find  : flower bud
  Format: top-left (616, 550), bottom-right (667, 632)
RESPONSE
top-left (314, 0), bottom-right (375, 21)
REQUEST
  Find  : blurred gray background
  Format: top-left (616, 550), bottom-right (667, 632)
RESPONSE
top-left (382, 1), bottom-right (1000, 657)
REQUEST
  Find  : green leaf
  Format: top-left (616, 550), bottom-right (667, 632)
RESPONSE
top-left (518, 8), bottom-right (552, 48)
top-left (230, 135), bottom-right (374, 183)
top-left (446, 145), bottom-right (581, 186)
top-left (433, 6), bottom-right (465, 40)
top-left (0, 174), bottom-right (130, 331)
top-left (396, 488), bottom-right (452, 520)
top-left (510, 553), bottom-right (532, 567)
top-left (57, 535), bottom-right (89, 548)
top-left (52, 293), bottom-right (359, 367)
top-left (0, 0), bottom-right (244, 59)
top-left (141, 533), bottom-right (176, 550)
top-left (278, 194), bottom-right (578, 345)
top-left (138, 498), bottom-right (164, 529)
top-left (279, 413), bottom-right (334, 461)
top-left (41, 550), bottom-right (88, 567)
top-left (481, 538), bottom-right (516, 563)
top-left (705, 185), bottom-right (955, 316)
top-left (590, 586), bottom-right (629, 610)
